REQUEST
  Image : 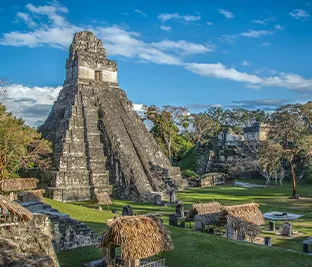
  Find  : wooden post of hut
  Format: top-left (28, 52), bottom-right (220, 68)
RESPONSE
top-left (103, 247), bottom-right (116, 267)
top-left (124, 259), bottom-right (140, 267)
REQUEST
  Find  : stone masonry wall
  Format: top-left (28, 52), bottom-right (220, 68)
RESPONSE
top-left (39, 31), bottom-right (186, 202)
top-left (21, 202), bottom-right (101, 252)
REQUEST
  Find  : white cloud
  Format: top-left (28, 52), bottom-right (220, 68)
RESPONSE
top-left (133, 104), bottom-right (144, 112)
top-left (134, 9), bottom-right (147, 17)
top-left (160, 25), bottom-right (172, 31)
top-left (240, 30), bottom-right (272, 38)
top-left (2, 2), bottom-right (312, 101)
top-left (3, 83), bottom-right (147, 127)
top-left (96, 26), bottom-right (182, 65)
top-left (206, 21), bottom-right (214, 26)
top-left (151, 40), bottom-right (214, 55)
top-left (274, 24), bottom-right (284, 30)
top-left (289, 9), bottom-right (310, 19)
top-left (220, 30), bottom-right (272, 43)
top-left (4, 84), bottom-right (61, 127)
top-left (16, 12), bottom-right (36, 27)
top-left (158, 13), bottom-right (201, 23)
top-left (241, 61), bottom-right (250, 66)
top-left (252, 17), bottom-right (275, 25)
top-left (184, 63), bottom-right (312, 92)
top-left (185, 63), bottom-right (262, 84)
top-left (218, 9), bottom-right (234, 19)
top-left (26, 3), bottom-right (68, 27)
top-left (1, 3), bottom-right (211, 65)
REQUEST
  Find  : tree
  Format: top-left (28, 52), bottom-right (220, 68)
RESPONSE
top-left (223, 108), bottom-right (267, 134)
top-left (258, 140), bottom-right (283, 185)
top-left (300, 101), bottom-right (312, 131)
top-left (0, 104), bottom-right (52, 180)
top-left (189, 112), bottom-right (214, 143)
top-left (144, 105), bottom-right (190, 163)
top-left (266, 104), bottom-right (312, 198)
top-left (205, 107), bottom-right (225, 138)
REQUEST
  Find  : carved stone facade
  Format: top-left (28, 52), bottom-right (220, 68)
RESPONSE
top-left (39, 31), bottom-right (185, 202)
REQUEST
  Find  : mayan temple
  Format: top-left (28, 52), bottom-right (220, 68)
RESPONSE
top-left (39, 31), bottom-right (185, 202)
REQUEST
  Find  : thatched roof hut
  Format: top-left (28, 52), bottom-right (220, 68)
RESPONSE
top-left (222, 203), bottom-right (265, 226)
top-left (0, 194), bottom-right (33, 223)
top-left (100, 215), bottom-right (173, 261)
top-left (221, 203), bottom-right (265, 240)
top-left (0, 178), bottom-right (39, 193)
top-left (94, 191), bottom-right (112, 205)
top-left (188, 201), bottom-right (222, 219)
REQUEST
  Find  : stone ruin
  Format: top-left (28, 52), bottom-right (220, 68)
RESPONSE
top-left (21, 201), bottom-right (101, 252)
top-left (39, 31), bottom-right (186, 202)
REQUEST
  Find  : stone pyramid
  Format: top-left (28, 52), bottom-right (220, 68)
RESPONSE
top-left (39, 31), bottom-right (185, 202)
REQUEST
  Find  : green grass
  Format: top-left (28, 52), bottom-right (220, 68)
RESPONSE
top-left (46, 180), bottom-right (312, 267)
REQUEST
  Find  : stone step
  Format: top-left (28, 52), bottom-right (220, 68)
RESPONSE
top-left (21, 202), bottom-right (101, 252)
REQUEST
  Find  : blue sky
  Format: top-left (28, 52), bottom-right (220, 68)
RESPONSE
top-left (0, 0), bottom-right (311, 126)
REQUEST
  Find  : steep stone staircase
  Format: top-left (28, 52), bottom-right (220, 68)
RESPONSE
top-left (20, 202), bottom-right (101, 252)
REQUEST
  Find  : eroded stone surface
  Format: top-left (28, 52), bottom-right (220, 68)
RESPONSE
top-left (21, 202), bottom-right (101, 252)
top-left (39, 31), bottom-right (185, 202)
top-left (0, 214), bottom-right (59, 267)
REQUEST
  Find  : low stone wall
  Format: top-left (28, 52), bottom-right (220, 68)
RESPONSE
top-left (21, 202), bottom-right (101, 251)
top-left (0, 213), bottom-right (59, 266)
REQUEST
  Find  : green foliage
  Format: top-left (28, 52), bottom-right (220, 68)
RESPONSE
top-left (181, 169), bottom-right (197, 178)
top-left (0, 103), bottom-right (52, 180)
top-left (258, 141), bottom-right (283, 177)
top-left (173, 134), bottom-right (194, 160)
top-left (303, 164), bottom-right (312, 184)
top-left (178, 144), bottom-right (201, 171)
top-left (266, 104), bottom-right (312, 197)
top-left (145, 105), bottom-right (190, 162)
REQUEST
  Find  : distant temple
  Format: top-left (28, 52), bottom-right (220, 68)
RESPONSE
top-left (39, 31), bottom-right (185, 202)
top-left (243, 122), bottom-right (270, 141)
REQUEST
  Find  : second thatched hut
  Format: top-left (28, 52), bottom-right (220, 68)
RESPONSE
top-left (100, 215), bottom-right (173, 267)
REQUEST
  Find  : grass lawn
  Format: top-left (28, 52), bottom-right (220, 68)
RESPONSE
top-left (45, 180), bottom-right (312, 267)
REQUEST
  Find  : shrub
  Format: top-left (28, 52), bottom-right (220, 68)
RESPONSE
top-left (303, 165), bottom-right (312, 184)
top-left (181, 169), bottom-right (197, 179)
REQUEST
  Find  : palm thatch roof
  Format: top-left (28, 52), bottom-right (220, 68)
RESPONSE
top-left (0, 178), bottom-right (39, 193)
top-left (0, 194), bottom-right (33, 222)
top-left (188, 201), bottom-right (222, 219)
top-left (94, 191), bottom-right (112, 205)
top-left (100, 215), bottom-right (173, 260)
top-left (221, 203), bottom-right (265, 241)
top-left (222, 203), bottom-right (265, 226)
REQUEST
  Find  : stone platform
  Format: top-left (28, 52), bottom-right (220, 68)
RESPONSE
top-left (21, 201), bottom-right (101, 252)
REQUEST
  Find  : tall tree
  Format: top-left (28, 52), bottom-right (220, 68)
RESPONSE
top-left (0, 104), bottom-right (52, 180)
top-left (189, 112), bottom-right (214, 143)
top-left (267, 104), bottom-right (312, 198)
top-left (205, 107), bottom-right (226, 138)
top-left (144, 105), bottom-right (189, 162)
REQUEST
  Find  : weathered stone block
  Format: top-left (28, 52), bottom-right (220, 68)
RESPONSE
top-left (39, 31), bottom-right (184, 202)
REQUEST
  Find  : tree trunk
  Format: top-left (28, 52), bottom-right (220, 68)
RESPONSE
top-left (290, 162), bottom-right (297, 198)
